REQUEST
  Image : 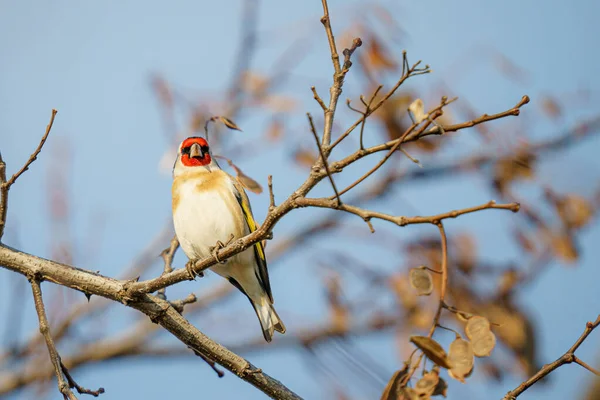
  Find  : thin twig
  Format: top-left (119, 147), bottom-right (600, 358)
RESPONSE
top-left (329, 60), bottom-right (430, 150)
top-left (170, 293), bottom-right (197, 314)
top-left (0, 109), bottom-right (57, 241)
top-left (401, 221), bottom-right (449, 386)
top-left (295, 199), bottom-right (519, 228)
top-left (60, 361), bottom-right (105, 397)
top-left (311, 86), bottom-right (327, 111)
top-left (420, 95), bottom-right (530, 138)
top-left (0, 153), bottom-right (6, 241)
top-left (308, 113), bottom-right (342, 206)
top-left (319, 0), bottom-right (341, 75)
top-left (30, 279), bottom-right (78, 400)
top-left (333, 97), bottom-right (453, 198)
top-left (6, 109), bottom-right (57, 187)
top-left (503, 314), bottom-right (600, 399)
top-left (318, 0), bottom-right (362, 149)
top-left (360, 85), bottom-right (382, 150)
top-left (268, 175), bottom-right (276, 211)
top-left (157, 236), bottom-right (179, 300)
top-left (573, 356), bottom-right (600, 376)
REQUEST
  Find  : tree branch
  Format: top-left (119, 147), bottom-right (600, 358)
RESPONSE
top-left (308, 112), bottom-right (342, 206)
top-left (503, 314), bottom-right (600, 399)
top-left (0, 109), bottom-right (57, 241)
top-left (0, 245), bottom-right (302, 400)
top-left (31, 279), bottom-right (79, 400)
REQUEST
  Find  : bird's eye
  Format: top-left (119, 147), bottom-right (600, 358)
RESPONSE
top-left (181, 146), bottom-right (191, 155)
top-left (201, 145), bottom-right (209, 154)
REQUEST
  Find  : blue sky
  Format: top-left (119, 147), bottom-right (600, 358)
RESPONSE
top-left (1, 1), bottom-right (600, 399)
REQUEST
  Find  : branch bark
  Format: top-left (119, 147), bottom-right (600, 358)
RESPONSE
top-left (0, 244), bottom-right (302, 400)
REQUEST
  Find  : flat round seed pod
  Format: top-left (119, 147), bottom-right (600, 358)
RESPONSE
top-left (409, 266), bottom-right (433, 296)
top-left (472, 330), bottom-right (497, 357)
top-left (448, 337), bottom-right (474, 382)
top-left (465, 316), bottom-right (491, 341)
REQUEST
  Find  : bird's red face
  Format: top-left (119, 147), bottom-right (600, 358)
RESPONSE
top-left (179, 137), bottom-right (211, 167)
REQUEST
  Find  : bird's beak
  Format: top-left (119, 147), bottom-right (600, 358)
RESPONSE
top-left (189, 143), bottom-right (203, 158)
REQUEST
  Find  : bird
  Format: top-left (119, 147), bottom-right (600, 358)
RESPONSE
top-left (171, 136), bottom-right (285, 342)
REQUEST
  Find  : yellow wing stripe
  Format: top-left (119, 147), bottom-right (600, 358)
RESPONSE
top-left (240, 197), bottom-right (266, 260)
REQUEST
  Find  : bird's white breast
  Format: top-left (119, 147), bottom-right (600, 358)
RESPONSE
top-left (173, 175), bottom-right (248, 262)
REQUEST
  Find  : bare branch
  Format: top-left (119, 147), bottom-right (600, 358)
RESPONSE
top-left (31, 279), bottom-right (82, 399)
top-left (157, 236), bottom-right (179, 300)
top-left (295, 198), bottom-right (519, 227)
top-left (0, 154), bottom-right (6, 241)
top-left (503, 314), bottom-right (600, 399)
top-left (0, 246), bottom-right (302, 400)
top-left (60, 360), bottom-right (105, 398)
top-left (0, 109), bottom-right (57, 241)
top-left (307, 113), bottom-right (342, 206)
top-left (319, 0), bottom-right (341, 75)
top-left (6, 109), bottom-right (57, 187)
top-left (333, 97), bottom-right (455, 198)
top-left (268, 175), bottom-right (276, 211)
top-left (329, 59), bottom-right (431, 150)
top-left (420, 95), bottom-right (530, 138)
top-left (311, 86), bottom-right (327, 111)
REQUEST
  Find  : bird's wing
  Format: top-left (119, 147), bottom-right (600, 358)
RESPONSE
top-left (232, 180), bottom-right (273, 303)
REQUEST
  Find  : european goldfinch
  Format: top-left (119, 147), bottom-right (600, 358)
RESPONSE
top-left (172, 136), bottom-right (285, 342)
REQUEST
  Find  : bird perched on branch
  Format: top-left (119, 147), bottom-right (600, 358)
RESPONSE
top-left (171, 136), bottom-right (285, 342)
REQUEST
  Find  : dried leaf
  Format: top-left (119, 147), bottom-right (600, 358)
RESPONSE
top-left (498, 268), bottom-right (520, 296)
top-left (293, 149), bottom-right (318, 168)
top-left (551, 232), bottom-right (579, 263)
top-left (514, 229), bottom-right (537, 254)
top-left (557, 194), bottom-right (593, 230)
top-left (454, 234), bottom-right (477, 274)
top-left (448, 337), bottom-right (474, 382)
top-left (465, 316), bottom-right (491, 341)
top-left (213, 155), bottom-right (263, 194)
top-left (400, 387), bottom-right (419, 400)
top-left (389, 275), bottom-right (418, 310)
top-left (266, 118), bottom-right (284, 142)
top-left (540, 96), bottom-right (562, 119)
top-left (241, 71), bottom-right (269, 95)
top-left (472, 331), bottom-right (497, 357)
top-left (410, 336), bottom-right (452, 369)
top-left (432, 375), bottom-right (448, 397)
top-left (219, 116), bottom-right (242, 131)
top-left (151, 76), bottom-right (173, 107)
top-left (326, 275), bottom-right (348, 334)
top-left (408, 98), bottom-right (427, 124)
top-left (494, 53), bottom-right (529, 84)
top-left (380, 366), bottom-right (411, 400)
top-left (190, 111), bottom-right (205, 133)
top-left (362, 35), bottom-right (397, 74)
top-left (409, 266), bottom-right (433, 296)
top-left (260, 95), bottom-right (298, 113)
top-left (236, 169), bottom-right (263, 194)
top-left (493, 150), bottom-right (536, 194)
top-left (415, 371), bottom-right (439, 397)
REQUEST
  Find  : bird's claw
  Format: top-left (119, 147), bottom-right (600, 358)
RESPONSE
top-left (185, 260), bottom-right (204, 280)
top-left (209, 234), bottom-right (235, 265)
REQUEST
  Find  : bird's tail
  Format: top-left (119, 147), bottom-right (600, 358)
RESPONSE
top-left (252, 297), bottom-right (286, 342)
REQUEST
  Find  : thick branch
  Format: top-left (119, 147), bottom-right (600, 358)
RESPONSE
top-left (0, 245), bottom-right (302, 400)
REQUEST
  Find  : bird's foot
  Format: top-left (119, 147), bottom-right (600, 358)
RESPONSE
top-left (185, 260), bottom-right (204, 280)
top-left (209, 234), bottom-right (235, 264)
